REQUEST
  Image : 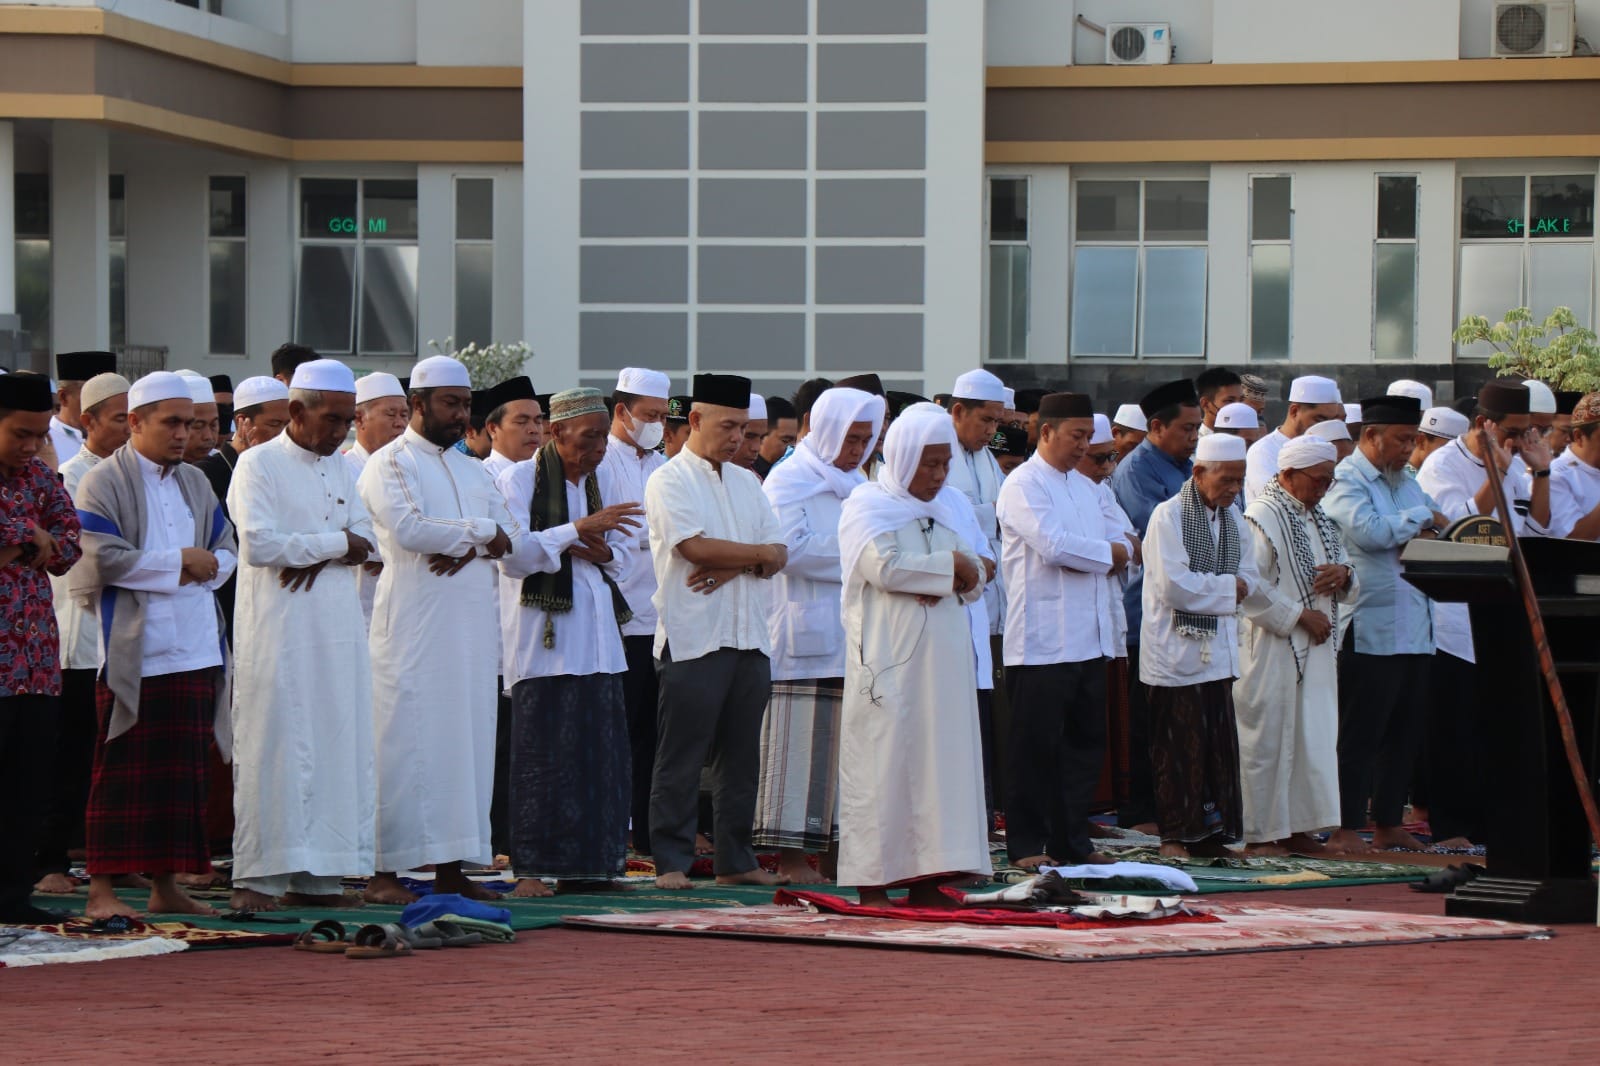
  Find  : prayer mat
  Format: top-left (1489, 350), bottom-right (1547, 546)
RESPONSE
top-left (8, 913), bottom-right (294, 954)
top-left (771, 888), bottom-right (1220, 929)
top-left (986, 848), bottom-right (1437, 894)
top-left (0, 925), bottom-right (189, 967)
top-left (562, 899), bottom-right (1549, 963)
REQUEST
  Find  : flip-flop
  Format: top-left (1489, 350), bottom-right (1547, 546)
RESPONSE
top-left (412, 919), bottom-right (482, 947)
top-left (294, 919), bottom-right (352, 953)
top-left (346, 922), bottom-right (416, 959)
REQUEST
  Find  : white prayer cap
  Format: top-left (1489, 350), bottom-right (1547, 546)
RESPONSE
top-left (950, 369), bottom-right (1008, 405)
top-left (1387, 378), bottom-right (1433, 409)
top-left (616, 367), bottom-right (671, 400)
top-left (233, 376), bottom-right (288, 411)
top-left (355, 372), bottom-right (405, 405)
top-left (1215, 402), bottom-right (1258, 430)
top-left (410, 355), bottom-right (471, 390)
top-left (1003, 387), bottom-right (1016, 410)
top-left (1524, 379), bottom-right (1557, 414)
top-left (174, 370), bottom-right (215, 406)
top-left (1112, 403), bottom-right (1147, 431)
top-left (80, 372), bottom-right (130, 412)
top-left (1278, 436), bottom-right (1338, 471)
top-left (1194, 433), bottom-right (1247, 463)
top-left (290, 358), bottom-right (357, 394)
top-left (1306, 418), bottom-right (1352, 444)
top-left (1288, 375), bottom-right (1340, 405)
top-left (1344, 403), bottom-right (1363, 424)
top-left (748, 393), bottom-right (768, 421)
top-left (1421, 406), bottom-right (1470, 439)
top-left (1089, 413), bottom-right (1113, 446)
top-left (128, 371), bottom-right (192, 410)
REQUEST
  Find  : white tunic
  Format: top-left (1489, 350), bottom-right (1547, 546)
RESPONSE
top-left (228, 431), bottom-right (377, 882)
top-left (836, 521), bottom-right (992, 887)
top-left (1139, 492), bottom-right (1265, 687)
top-left (1549, 447), bottom-right (1600, 539)
top-left (940, 443), bottom-right (1002, 690)
top-left (1097, 481), bottom-right (1140, 657)
top-left (344, 442), bottom-right (379, 626)
top-left (599, 434), bottom-right (665, 638)
top-left (996, 455), bottom-right (1127, 666)
top-left (49, 415), bottom-right (84, 466)
top-left (357, 427), bottom-right (536, 871)
top-left (53, 448), bottom-right (103, 670)
top-left (766, 490), bottom-right (848, 681)
top-left (1235, 493), bottom-right (1357, 843)
top-left (1243, 428), bottom-right (1289, 505)
top-left (496, 460), bottom-right (631, 683)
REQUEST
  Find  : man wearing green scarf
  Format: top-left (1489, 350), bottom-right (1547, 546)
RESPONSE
top-left (494, 388), bottom-right (645, 897)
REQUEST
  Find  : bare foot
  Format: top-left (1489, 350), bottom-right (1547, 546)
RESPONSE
top-left (33, 872), bottom-right (81, 894)
top-left (86, 876), bottom-right (141, 920)
top-left (1243, 842), bottom-right (1291, 858)
top-left (1131, 822), bottom-right (1160, 836)
top-left (776, 849), bottom-right (828, 885)
top-left (715, 868), bottom-right (790, 887)
top-left (656, 870), bottom-right (693, 890)
top-left (228, 888), bottom-right (281, 912)
top-left (510, 877), bottom-right (554, 898)
top-left (281, 892), bottom-right (363, 909)
top-left (1012, 853), bottom-right (1054, 871)
top-left (694, 833), bottom-right (714, 855)
top-left (1372, 826), bottom-right (1426, 851)
top-left (905, 882), bottom-right (960, 909)
top-left (1187, 836), bottom-right (1237, 859)
top-left (1284, 833), bottom-right (1328, 856)
top-left (1324, 828), bottom-right (1373, 855)
top-left (492, 854), bottom-right (512, 871)
top-left (1159, 841), bottom-right (1192, 859)
top-left (362, 872), bottom-right (419, 905)
top-left (1432, 836), bottom-right (1476, 850)
top-left (857, 888), bottom-right (892, 907)
top-left (149, 877), bottom-right (218, 917)
top-left (437, 877), bottom-right (504, 901)
top-left (113, 873), bottom-right (153, 890)
top-left (175, 868), bottom-right (226, 889)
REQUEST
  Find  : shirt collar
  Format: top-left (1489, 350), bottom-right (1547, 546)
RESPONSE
top-left (403, 426), bottom-right (450, 456)
top-left (134, 448), bottom-right (179, 481)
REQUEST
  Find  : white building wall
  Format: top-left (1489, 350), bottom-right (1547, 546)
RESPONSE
top-left (416, 0), bottom-right (524, 66)
top-left (288, 0), bottom-right (418, 63)
top-left (522, 0), bottom-right (581, 392)
top-left (51, 123), bottom-right (110, 354)
top-left (1212, 0), bottom-right (1459, 64)
top-left (416, 165), bottom-right (455, 355)
top-left (985, 0), bottom-right (1074, 67)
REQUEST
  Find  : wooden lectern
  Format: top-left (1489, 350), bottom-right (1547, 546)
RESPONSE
top-left (1401, 536), bottom-right (1600, 923)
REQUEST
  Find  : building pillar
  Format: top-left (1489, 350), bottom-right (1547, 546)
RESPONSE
top-left (50, 121), bottom-right (111, 353)
top-left (0, 121), bottom-right (15, 319)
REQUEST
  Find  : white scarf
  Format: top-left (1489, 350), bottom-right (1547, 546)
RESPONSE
top-left (763, 387), bottom-right (885, 511)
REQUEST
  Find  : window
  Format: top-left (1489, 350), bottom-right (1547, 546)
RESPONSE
top-left (109, 175), bottom-right (126, 349)
top-left (15, 174), bottom-right (49, 353)
top-left (1249, 176), bottom-right (1292, 361)
top-left (1070, 179), bottom-right (1207, 358)
top-left (1457, 173), bottom-right (1595, 357)
top-left (987, 176), bottom-right (1029, 361)
top-left (208, 176), bottom-right (247, 356)
top-left (295, 178), bottom-right (419, 357)
top-left (1374, 175), bottom-right (1418, 360)
top-left (454, 177), bottom-right (494, 348)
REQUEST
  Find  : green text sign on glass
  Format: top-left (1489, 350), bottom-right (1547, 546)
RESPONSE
top-left (329, 217), bottom-right (388, 234)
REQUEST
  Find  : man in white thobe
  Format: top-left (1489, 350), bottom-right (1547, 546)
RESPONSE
top-left (344, 373), bottom-right (408, 629)
top-left (1243, 375), bottom-right (1344, 504)
top-left (479, 376), bottom-right (541, 483)
top-left (1236, 437), bottom-right (1357, 856)
top-left (227, 360), bottom-right (377, 911)
top-left (1550, 392), bottom-right (1600, 540)
top-left (357, 354), bottom-right (534, 905)
top-left (51, 351), bottom-right (117, 466)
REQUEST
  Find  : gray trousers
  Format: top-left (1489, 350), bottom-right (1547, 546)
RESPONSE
top-left (650, 646), bottom-right (771, 877)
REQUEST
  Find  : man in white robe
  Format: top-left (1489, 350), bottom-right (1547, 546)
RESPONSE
top-left (1243, 375), bottom-right (1344, 504)
top-left (836, 405), bottom-right (991, 904)
top-left (357, 354), bottom-right (535, 904)
top-left (479, 376), bottom-right (541, 483)
top-left (1550, 392), bottom-right (1600, 539)
top-left (344, 372), bottom-right (408, 628)
top-left (227, 360), bottom-right (376, 911)
top-left (1237, 437), bottom-right (1357, 856)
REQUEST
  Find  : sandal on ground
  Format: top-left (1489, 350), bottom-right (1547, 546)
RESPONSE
top-left (294, 919), bottom-right (352, 954)
top-left (346, 922), bottom-right (416, 959)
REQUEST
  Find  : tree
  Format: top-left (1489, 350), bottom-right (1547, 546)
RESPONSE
top-left (428, 337), bottom-right (533, 390)
top-left (1452, 306), bottom-right (1600, 392)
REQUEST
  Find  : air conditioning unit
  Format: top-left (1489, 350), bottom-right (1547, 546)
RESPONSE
top-left (1491, 1), bottom-right (1575, 58)
top-left (1106, 23), bottom-right (1173, 66)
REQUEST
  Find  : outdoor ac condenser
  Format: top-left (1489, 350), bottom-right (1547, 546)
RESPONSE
top-left (1491, 1), bottom-right (1575, 57)
top-left (1105, 23), bottom-right (1173, 65)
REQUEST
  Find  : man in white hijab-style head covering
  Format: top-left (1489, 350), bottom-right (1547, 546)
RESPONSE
top-left (754, 388), bottom-right (885, 882)
top-left (835, 404), bottom-right (992, 905)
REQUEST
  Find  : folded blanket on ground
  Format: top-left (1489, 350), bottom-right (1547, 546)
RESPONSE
top-left (400, 893), bottom-right (512, 929)
top-left (1039, 862), bottom-right (1198, 893)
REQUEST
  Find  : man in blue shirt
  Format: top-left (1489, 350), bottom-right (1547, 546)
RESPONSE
top-left (1322, 394), bottom-right (1448, 855)
top-left (1110, 379), bottom-right (1201, 833)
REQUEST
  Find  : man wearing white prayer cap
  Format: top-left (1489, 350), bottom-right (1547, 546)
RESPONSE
top-left (734, 393), bottom-right (769, 474)
top-left (1244, 375), bottom-right (1343, 505)
top-left (1387, 379), bottom-right (1433, 411)
top-left (1344, 403), bottom-right (1363, 432)
top-left (1237, 434), bottom-right (1354, 856)
top-left (1112, 403), bottom-right (1148, 454)
top-left (356, 352), bottom-right (537, 904)
top-left (1139, 431), bottom-right (1267, 858)
top-left (1213, 402), bottom-right (1262, 445)
top-left (599, 366), bottom-right (673, 855)
top-left (1409, 406), bottom-right (1467, 473)
top-left (72, 368), bottom-right (238, 920)
top-left (347, 372), bottom-right (409, 479)
top-left (174, 371), bottom-right (220, 464)
top-left (944, 368), bottom-right (1008, 826)
top-left (1524, 379), bottom-right (1558, 441)
top-left (1307, 416), bottom-right (1355, 462)
top-left (226, 357), bottom-right (379, 911)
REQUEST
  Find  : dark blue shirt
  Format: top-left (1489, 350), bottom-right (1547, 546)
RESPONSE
top-left (1111, 438), bottom-right (1192, 646)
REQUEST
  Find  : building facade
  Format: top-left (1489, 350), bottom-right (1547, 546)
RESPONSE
top-left (3, 0), bottom-right (1600, 409)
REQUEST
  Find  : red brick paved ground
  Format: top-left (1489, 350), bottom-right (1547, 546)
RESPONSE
top-left (2, 883), bottom-right (1595, 1064)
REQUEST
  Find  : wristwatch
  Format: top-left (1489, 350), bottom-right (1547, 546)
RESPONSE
top-left (1532, 468), bottom-right (1551, 479)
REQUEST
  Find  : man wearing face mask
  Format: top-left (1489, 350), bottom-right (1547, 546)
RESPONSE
top-left (599, 367), bottom-right (673, 856)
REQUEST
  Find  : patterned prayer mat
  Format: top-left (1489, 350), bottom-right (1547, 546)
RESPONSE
top-left (562, 899), bottom-right (1550, 963)
top-left (0, 925), bottom-right (191, 967)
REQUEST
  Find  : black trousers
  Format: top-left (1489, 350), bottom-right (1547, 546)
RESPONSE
top-left (1337, 642), bottom-right (1431, 829)
top-left (621, 635), bottom-right (659, 855)
top-left (2, 695), bottom-right (58, 914)
top-left (1118, 644), bottom-right (1157, 827)
top-left (1425, 652), bottom-right (1486, 842)
top-left (1005, 659), bottom-right (1108, 864)
top-left (33, 668), bottom-right (97, 875)
top-left (490, 683), bottom-right (512, 857)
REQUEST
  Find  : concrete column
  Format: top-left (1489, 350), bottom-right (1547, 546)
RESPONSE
top-left (0, 121), bottom-right (15, 318)
top-left (416, 163), bottom-right (454, 355)
top-left (50, 122), bottom-right (111, 352)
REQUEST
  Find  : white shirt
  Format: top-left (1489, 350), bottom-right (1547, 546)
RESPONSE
top-left (996, 456), bottom-right (1129, 666)
top-left (599, 434), bottom-right (666, 638)
top-left (1549, 447), bottom-right (1600, 539)
top-left (1139, 492), bottom-right (1264, 687)
top-left (113, 452), bottom-right (236, 677)
top-left (482, 449), bottom-right (517, 484)
top-left (53, 447), bottom-right (105, 669)
top-left (1097, 480), bottom-right (1139, 656)
top-left (50, 415), bottom-right (84, 466)
top-left (645, 447), bottom-right (782, 661)
top-left (343, 442), bottom-right (371, 478)
top-left (496, 461), bottom-right (630, 684)
top-left (945, 442), bottom-right (1005, 635)
top-left (766, 489), bottom-right (847, 681)
top-left (1244, 428), bottom-right (1289, 504)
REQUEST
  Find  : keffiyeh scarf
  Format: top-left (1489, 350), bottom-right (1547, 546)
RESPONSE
top-left (520, 441), bottom-right (633, 649)
top-left (1175, 477), bottom-right (1240, 640)
top-left (1248, 477), bottom-right (1348, 678)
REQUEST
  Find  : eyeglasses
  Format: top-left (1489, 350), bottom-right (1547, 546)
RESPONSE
top-left (1087, 451), bottom-right (1116, 465)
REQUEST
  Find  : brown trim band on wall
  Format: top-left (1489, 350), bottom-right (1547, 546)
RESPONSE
top-left (986, 56), bottom-right (1600, 88)
top-left (986, 135), bottom-right (1600, 165)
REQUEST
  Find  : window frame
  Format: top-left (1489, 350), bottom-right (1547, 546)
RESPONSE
top-left (1373, 173), bottom-right (1420, 362)
top-left (205, 174), bottom-right (249, 358)
top-left (985, 173), bottom-right (1031, 363)
top-left (452, 175), bottom-right (495, 349)
top-left (293, 175), bottom-right (420, 358)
